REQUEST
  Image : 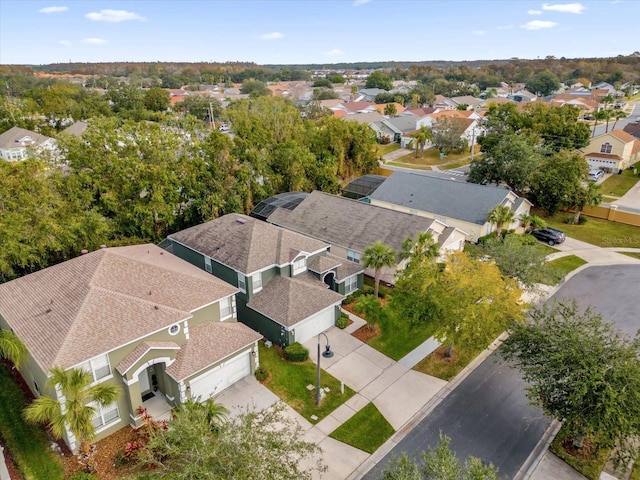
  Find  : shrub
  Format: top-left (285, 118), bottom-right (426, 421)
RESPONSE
top-left (254, 366), bottom-right (269, 382)
top-left (477, 232), bottom-right (499, 244)
top-left (336, 313), bottom-right (349, 329)
top-left (564, 215), bottom-right (588, 225)
top-left (284, 342), bottom-right (309, 362)
top-left (69, 474), bottom-right (99, 480)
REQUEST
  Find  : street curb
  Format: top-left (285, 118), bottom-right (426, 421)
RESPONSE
top-left (514, 420), bottom-right (562, 480)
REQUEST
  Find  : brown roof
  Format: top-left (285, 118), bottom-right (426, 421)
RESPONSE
top-left (168, 214), bottom-right (329, 275)
top-left (116, 341), bottom-right (180, 375)
top-left (0, 245), bottom-right (238, 371)
top-left (372, 103), bottom-right (406, 114)
top-left (584, 152), bottom-right (623, 161)
top-left (404, 107), bottom-right (437, 117)
top-left (166, 322), bottom-right (261, 381)
top-left (340, 101), bottom-right (375, 113)
top-left (610, 130), bottom-right (636, 144)
top-left (429, 110), bottom-right (475, 119)
top-left (247, 276), bottom-right (342, 328)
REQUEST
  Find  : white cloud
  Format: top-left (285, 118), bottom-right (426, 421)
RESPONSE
top-left (85, 9), bottom-right (147, 22)
top-left (542, 2), bottom-right (586, 14)
top-left (259, 32), bottom-right (284, 40)
top-left (58, 40), bottom-right (72, 46)
top-left (325, 49), bottom-right (344, 56)
top-left (82, 38), bottom-right (107, 45)
top-left (39, 6), bottom-right (68, 13)
top-left (527, 9), bottom-right (543, 14)
top-left (353, 0), bottom-right (371, 5)
top-left (497, 25), bottom-right (514, 30)
top-left (472, 30), bottom-right (486, 35)
top-left (520, 20), bottom-right (558, 30)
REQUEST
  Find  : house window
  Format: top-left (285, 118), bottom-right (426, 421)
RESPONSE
top-left (347, 250), bottom-right (360, 264)
top-left (204, 256), bottom-right (212, 273)
top-left (600, 142), bottom-right (613, 154)
top-left (91, 402), bottom-right (120, 429)
top-left (79, 353), bottom-right (112, 383)
top-left (219, 297), bottom-right (232, 320)
top-left (168, 324), bottom-right (180, 336)
top-left (345, 275), bottom-right (358, 295)
top-left (292, 256), bottom-right (307, 275)
top-left (237, 273), bottom-right (246, 293)
top-left (252, 273), bottom-right (262, 293)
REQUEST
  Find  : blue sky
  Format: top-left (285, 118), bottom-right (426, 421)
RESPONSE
top-left (0, 1), bottom-right (636, 65)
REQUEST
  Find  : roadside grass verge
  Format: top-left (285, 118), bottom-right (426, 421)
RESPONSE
top-left (258, 342), bottom-right (354, 423)
top-left (376, 143), bottom-right (401, 156)
top-left (413, 342), bottom-right (486, 381)
top-left (385, 161), bottom-right (432, 170)
top-left (544, 255), bottom-right (587, 281)
top-left (536, 210), bottom-right (640, 248)
top-left (533, 243), bottom-right (558, 256)
top-left (0, 365), bottom-right (64, 480)
top-left (441, 161), bottom-right (469, 170)
top-left (600, 174), bottom-right (639, 197)
top-left (617, 251), bottom-right (640, 260)
top-left (329, 403), bottom-right (394, 454)
top-left (550, 424), bottom-right (610, 480)
top-left (368, 307), bottom-right (437, 361)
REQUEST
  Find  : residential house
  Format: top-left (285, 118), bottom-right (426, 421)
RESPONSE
top-left (580, 130), bottom-right (640, 173)
top-left (331, 101), bottom-right (377, 115)
top-left (264, 191), bottom-right (466, 285)
top-left (549, 93), bottom-right (599, 112)
top-left (432, 95), bottom-right (457, 110)
top-left (355, 88), bottom-right (388, 102)
top-left (592, 82), bottom-right (621, 96)
top-left (61, 121), bottom-right (89, 137)
top-left (342, 111), bottom-right (384, 125)
top-left (508, 90), bottom-right (537, 103)
top-left (368, 171), bottom-right (532, 242)
top-left (403, 110), bottom-right (484, 149)
top-left (450, 95), bottom-right (485, 110)
top-left (165, 214), bottom-right (363, 347)
top-left (371, 113), bottom-right (419, 143)
top-left (372, 102), bottom-right (406, 116)
top-left (0, 126), bottom-right (56, 161)
top-left (623, 121), bottom-right (640, 140)
top-left (0, 244), bottom-right (261, 451)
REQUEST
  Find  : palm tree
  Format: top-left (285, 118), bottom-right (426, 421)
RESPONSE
top-left (519, 214), bottom-right (546, 233)
top-left (353, 295), bottom-right (382, 331)
top-left (592, 109), bottom-right (608, 137)
top-left (0, 330), bottom-right (27, 368)
top-left (400, 231), bottom-right (439, 263)
top-left (362, 241), bottom-right (396, 298)
top-left (603, 109), bottom-right (614, 133)
top-left (410, 126), bottom-right (433, 158)
top-left (571, 182), bottom-right (603, 225)
top-left (174, 398), bottom-right (228, 431)
top-left (487, 205), bottom-right (515, 237)
top-left (24, 367), bottom-right (120, 454)
top-left (611, 110), bottom-right (627, 131)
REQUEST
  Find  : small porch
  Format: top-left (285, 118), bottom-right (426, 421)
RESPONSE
top-left (141, 390), bottom-right (172, 421)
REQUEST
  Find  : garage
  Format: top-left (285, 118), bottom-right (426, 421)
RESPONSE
top-left (189, 351), bottom-right (251, 400)
top-left (291, 305), bottom-right (336, 344)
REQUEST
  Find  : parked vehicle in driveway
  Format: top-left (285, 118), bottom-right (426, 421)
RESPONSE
top-left (588, 169), bottom-right (604, 181)
top-left (530, 227), bottom-right (566, 246)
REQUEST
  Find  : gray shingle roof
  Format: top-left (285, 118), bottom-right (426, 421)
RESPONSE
top-left (166, 322), bottom-right (261, 381)
top-left (368, 172), bottom-right (515, 226)
top-left (168, 214), bottom-right (329, 274)
top-left (382, 114), bottom-right (418, 133)
top-left (247, 276), bottom-right (342, 328)
top-left (0, 126), bottom-right (52, 149)
top-left (267, 191), bottom-right (437, 253)
top-left (0, 244), bottom-right (238, 371)
top-left (308, 253), bottom-right (363, 282)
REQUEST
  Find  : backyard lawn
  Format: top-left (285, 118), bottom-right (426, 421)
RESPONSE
top-left (537, 210), bottom-right (640, 248)
top-left (258, 342), bottom-right (354, 423)
top-left (0, 364), bottom-right (64, 480)
top-left (329, 402), bottom-right (394, 454)
top-left (600, 174), bottom-right (639, 197)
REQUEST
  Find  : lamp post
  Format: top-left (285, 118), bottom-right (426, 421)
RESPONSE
top-left (316, 332), bottom-right (334, 406)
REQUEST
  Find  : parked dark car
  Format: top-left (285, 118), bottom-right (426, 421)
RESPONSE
top-left (531, 227), bottom-right (566, 246)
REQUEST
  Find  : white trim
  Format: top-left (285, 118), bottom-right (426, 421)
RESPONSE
top-left (219, 296), bottom-right (233, 321)
top-left (168, 324), bottom-right (180, 336)
top-left (252, 272), bottom-right (262, 293)
top-left (119, 347), bottom-right (180, 375)
top-left (170, 346), bottom-right (254, 383)
top-left (126, 357), bottom-right (174, 386)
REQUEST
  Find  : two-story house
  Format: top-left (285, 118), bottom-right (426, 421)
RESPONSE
top-left (581, 130), bottom-right (640, 173)
top-left (0, 244), bottom-right (261, 451)
top-left (164, 214), bottom-right (363, 347)
top-left (0, 126), bottom-right (56, 161)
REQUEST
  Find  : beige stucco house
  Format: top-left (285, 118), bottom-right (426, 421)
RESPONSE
top-left (581, 130), bottom-right (640, 173)
top-left (0, 244), bottom-right (261, 451)
top-left (0, 126), bottom-right (56, 161)
top-left (368, 172), bottom-right (532, 243)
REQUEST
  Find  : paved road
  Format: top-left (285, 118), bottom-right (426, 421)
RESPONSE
top-left (553, 264), bottom-right (640, 338)
top-left (362, 353), bottom-right (551, 479)
top-left (591, 101), bottom-right (639, 137)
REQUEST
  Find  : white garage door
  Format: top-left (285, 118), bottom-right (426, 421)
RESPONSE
top-left (189, 352), bottom-right (251, 400)
top-left (292, 306), bottom-right (336, 344)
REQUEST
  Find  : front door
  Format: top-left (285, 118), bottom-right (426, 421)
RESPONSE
top-left (139, 369), bottom-right (150, 393)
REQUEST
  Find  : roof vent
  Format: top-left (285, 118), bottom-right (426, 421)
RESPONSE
top-left (100, 245), bottom-right (107, 249)
top-left (154, 305), bottom-right (159, 310)
top-left (80, 249), bottom-right (89, 255)
top-left (236, 217), bottom-right (246, 224)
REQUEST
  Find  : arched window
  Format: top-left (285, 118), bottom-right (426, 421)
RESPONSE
top-left (600, 142), bottom-right (612, 154)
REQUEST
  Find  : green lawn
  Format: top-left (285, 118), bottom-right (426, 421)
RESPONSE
top-left (545, 255), bottom-right (587, 279)
top-left (413, 343), bottom-right (487, 381)
top-left (394, 147), bottom-right (469, 166)
top-left (550, 425), bottom-right (610, 480)
top-left (376, 143), bottom-right (401, 156)
top-left (533, 242), bottom-right (558, 256)
top-left (329, 402), bottom-right (394, 454)
top-left (600, 174), bottom-right (639, 197)
top-left (0, 365), bottom-right (64, 480)
top-left (538, 210), bottom-right (640, 248)
top-left (441, 161), bottom-right (470, 170)
top-left (631, 461), bottom-right (640, 480)
top-left (386, 161), bottom-right (432, 170)
top-left (618, 251), bottom-right (640, 260)
top-left (258, 342), bottom-right (354, 423)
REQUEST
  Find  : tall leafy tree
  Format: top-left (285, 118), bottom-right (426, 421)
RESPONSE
top-left (432, 117), bottom-right (468, 154)
top-left (501, 301), bottom-right (640, 467)
top-left (525, 69), bottom-right (560, 96)
top-left (362, 242), bottom-right (397, 298)
top-left (24, 367), bottom-right (120, 454)
top-left (143, 86), bottom-right (171, 112)
top-left (365, 71), bottom-right (392, 90)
